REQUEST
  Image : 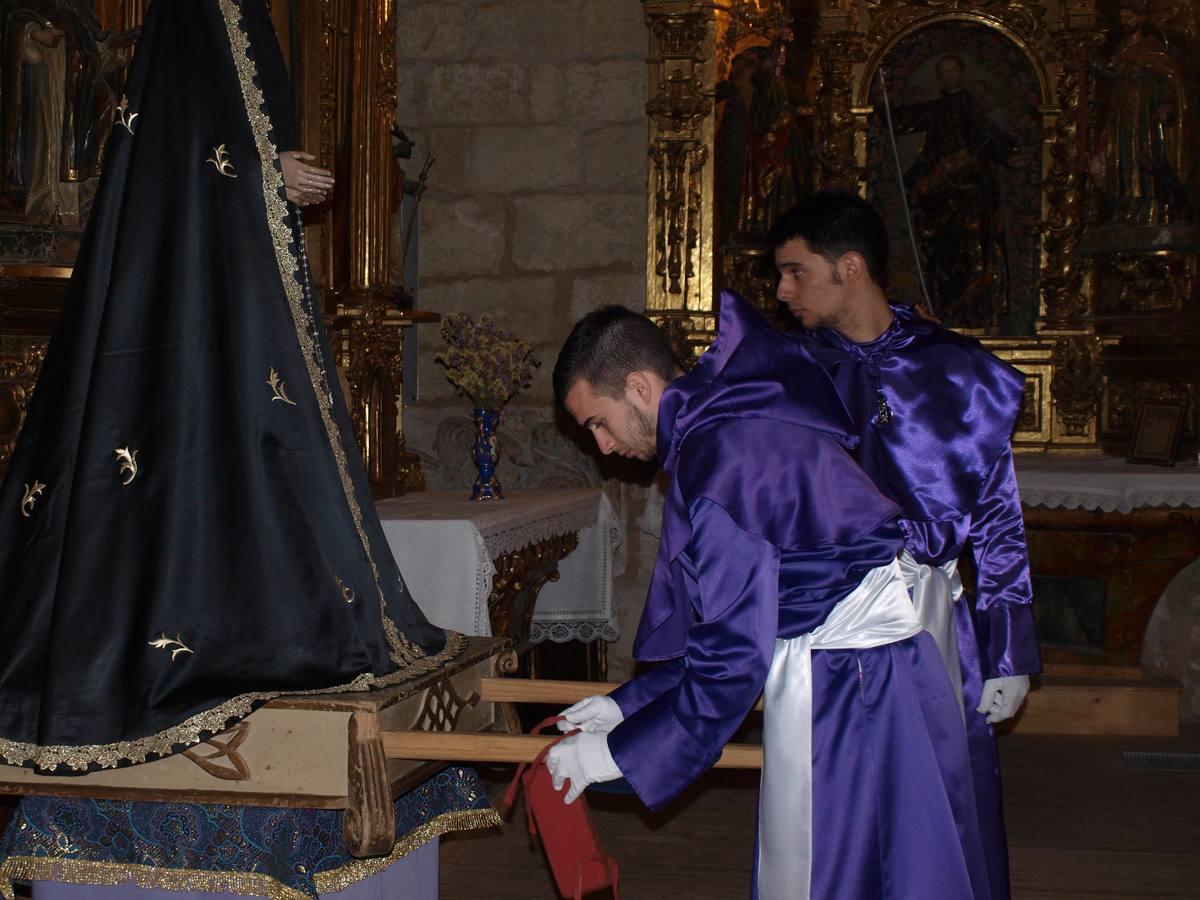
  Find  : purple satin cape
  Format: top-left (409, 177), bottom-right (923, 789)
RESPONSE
top-left (634, 292), bottom-right (900, 661)
top-left (809, 304), bottom-right (1025, 522)
top-left (805, 306), bottom-right (1040, 678)
top-left (806, 307), bottom-right (1039, 900)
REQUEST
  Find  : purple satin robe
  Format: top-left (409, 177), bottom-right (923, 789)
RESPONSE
top-left (606, 294), bottom-right (991, 898)
top-left (807, 304), bottom-right (1042, 900)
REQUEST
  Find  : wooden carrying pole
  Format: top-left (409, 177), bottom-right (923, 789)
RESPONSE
top-left (476, 677), bottom-right (764, 710)
top-left (381, 731), bottom-right (763, 769)
top-left (380, 678), bottom-right (765, 769)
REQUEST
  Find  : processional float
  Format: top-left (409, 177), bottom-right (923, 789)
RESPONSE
top-left (0, 663), bottom-right (762, 861)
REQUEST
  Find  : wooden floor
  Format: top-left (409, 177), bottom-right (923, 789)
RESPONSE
top-left (440, 728), bottom-right (1200, 899)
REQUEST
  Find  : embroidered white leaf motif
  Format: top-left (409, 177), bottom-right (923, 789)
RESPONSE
top-left (117, 95), bottom-right (138, 134)
top-left (115, 447), bottom-right (139, 485)
top-left (20, 481), bottom-right (46, 517)
top-left (267, 367), bottom-right (297, 405)
top-left (206, 144), bottom-right (237, 178)
top-left (148, 633), bottom-right (193, 661)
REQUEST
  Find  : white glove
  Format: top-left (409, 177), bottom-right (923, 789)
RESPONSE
top-left (976, 675), bottom-right (1030, 724)
top-left (545, 732), bottom-right (623, 804)
top-left (556, 695), bottom-right (624, 735)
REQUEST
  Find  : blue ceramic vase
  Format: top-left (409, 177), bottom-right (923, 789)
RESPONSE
top-left (471, 407), bottom-right (503, 500)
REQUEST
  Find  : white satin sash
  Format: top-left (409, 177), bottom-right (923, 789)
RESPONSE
top-left (756, 559), bottom-right (921, 900)
top-left (898, 550), bottom-right (964, 713)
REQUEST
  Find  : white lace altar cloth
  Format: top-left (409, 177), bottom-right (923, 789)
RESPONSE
top-left (1015, 456), bottom-right (1200, 514)
top-left (375, 489), bottom-right (621, 642)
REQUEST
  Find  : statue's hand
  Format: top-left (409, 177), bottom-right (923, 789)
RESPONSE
top-left (280, 151), bottom-right (334, 207)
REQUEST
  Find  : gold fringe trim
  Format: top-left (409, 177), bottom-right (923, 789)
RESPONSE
top-left (214, 0), bottom-right (430, 669)
top-left (312, 807), bottom-right (502, 894)
top-left (0, 630), bottom-right (465, 773)
top-left (0, 856), bottom-right (307, 900)
top-left (0, 808), bottom-right (501, 900)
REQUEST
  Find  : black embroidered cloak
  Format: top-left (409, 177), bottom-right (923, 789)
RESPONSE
top-left (0, 0), bottom-right (461, 775)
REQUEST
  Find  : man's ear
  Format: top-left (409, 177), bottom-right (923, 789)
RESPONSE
top-left (625, 370), bottom-right (654, 405)
top-left (840, 251), bottom-right (866, 286)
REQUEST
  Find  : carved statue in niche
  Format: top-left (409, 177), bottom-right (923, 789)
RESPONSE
top-left (1, 0), bottom-right (137, 225)
top-left (1086, 1), bottom-right (1194, 235)
top-left (868, 21), bottom-right (1042, 334)
top-left (715, 33), bottom-right (813, 243)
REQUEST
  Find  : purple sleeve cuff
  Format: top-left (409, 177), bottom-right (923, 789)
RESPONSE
top-left (975, 600), bottom-right (1041, 678)
top-left (607, 698), bottom-right (721, 811)
top-left (609, 659), bottom-right (687, 718)
top-left (968, 448), bottom-right (1041, 676)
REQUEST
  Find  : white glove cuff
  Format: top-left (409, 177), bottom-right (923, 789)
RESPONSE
top-left (579, 733), bottom-right (623, 783)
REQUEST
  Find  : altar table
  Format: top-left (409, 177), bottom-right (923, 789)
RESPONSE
top-left (375, 488), bottom-right (621, 645)
top-left (1013, 455), bottom-right (1200, 670)
top-left (1014, 455), bottom-right (1200, 514)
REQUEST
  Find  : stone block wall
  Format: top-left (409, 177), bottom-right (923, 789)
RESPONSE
top-left (394, 0), bottom-right (655, 678)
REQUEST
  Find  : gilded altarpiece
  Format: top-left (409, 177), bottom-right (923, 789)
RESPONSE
top-left (642, 1), bottom-right (1200, 674)
top-left (643, 0), bottom-right (1200, 458)
top-left (273, 0), bottom-right (429, 498)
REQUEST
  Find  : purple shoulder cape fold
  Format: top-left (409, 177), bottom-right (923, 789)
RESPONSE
top-left (632, 292), bottom-right (900, 660)
top-left (808, 305), bottom-right (1026, 522)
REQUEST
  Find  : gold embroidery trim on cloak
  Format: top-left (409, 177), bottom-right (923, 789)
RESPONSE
top-left (0, 808), bottom-right (500, 900)
top-left (0, 626), bottom-right (464, 772)
top-left (214, 0), bottom-right (438, 669)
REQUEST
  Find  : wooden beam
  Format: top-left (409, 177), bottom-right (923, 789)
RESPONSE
top-left (381, 731), bottom-right (764, 769)
top-left (480, 678), bottom-right (766, 711)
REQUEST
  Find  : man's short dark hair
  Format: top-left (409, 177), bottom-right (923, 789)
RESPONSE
top-left (767, 190), bottom-right (890, 288)
top-left (553, 306), bottom-right (679, 408)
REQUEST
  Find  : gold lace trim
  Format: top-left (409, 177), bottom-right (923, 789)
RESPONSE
top-left (0, 807), bottom-right (500, 900)
top-left (214, 0), bottom-right (424, 666)
top-left (0, 630), bottom-right (465, 772)
top-left (313, 807), bottom-right (500, 894)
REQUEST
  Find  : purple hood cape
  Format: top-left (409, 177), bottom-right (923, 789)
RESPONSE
top-left (809, 305), bottom-right (1026, 523)
top-left (633, 292), bottom-right (901, 660)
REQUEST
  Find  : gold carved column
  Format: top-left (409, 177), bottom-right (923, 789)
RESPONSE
top-left (291, 0), bottom-right (427, 497)
top-left (642, 1), bottom-right (718, 359)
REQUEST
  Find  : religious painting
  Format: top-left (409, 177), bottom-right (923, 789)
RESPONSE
top-left (0, 0), bottom-right (140, 266)
top-left (866, 21), bottom-right (1043, 335)
top-left (712, 1), bottom-right (820, 308)
top-left (1080, 0), bottom-right (1199, 254)
top-left (1127, 399), bottom-right (1185, 464)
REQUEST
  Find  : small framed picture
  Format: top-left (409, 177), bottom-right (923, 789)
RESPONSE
top-left (1128, 401), bottom-right (1186, 466)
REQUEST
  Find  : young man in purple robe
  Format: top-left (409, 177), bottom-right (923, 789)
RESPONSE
top-left (768, 190), bottom-right (1042, 900)
top-left (546, 296), bottom-right (992, 899)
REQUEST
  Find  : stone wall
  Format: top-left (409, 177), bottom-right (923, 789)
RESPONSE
top-left (395, 0), bottom-right (654, 678)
